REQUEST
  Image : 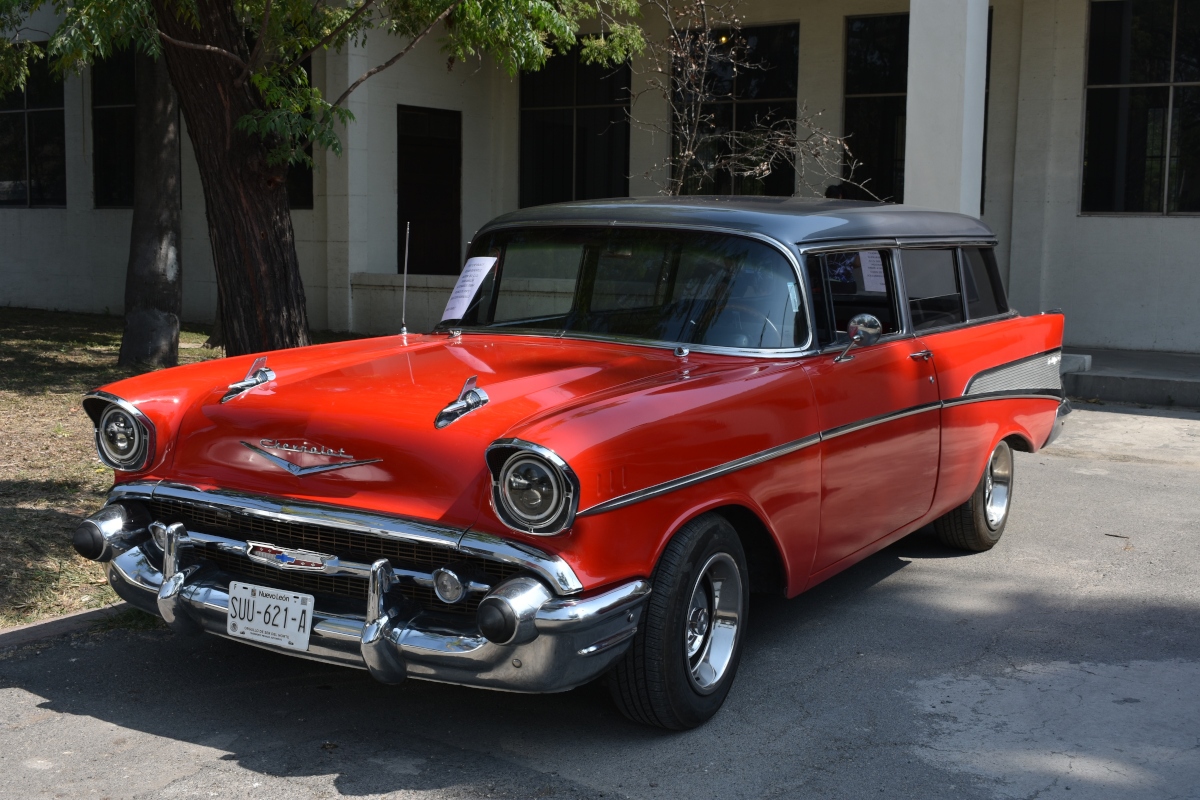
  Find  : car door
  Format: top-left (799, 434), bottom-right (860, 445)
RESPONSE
top-left (803, 248), bottom-right (941, 575)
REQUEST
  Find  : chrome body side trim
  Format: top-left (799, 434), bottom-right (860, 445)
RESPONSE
top-left (819, 402), bottom-right (943, 441)
top-left (82, 391), bottom-right (157, 472)
top-left (577, 434), bottom-right (821, 518)
top-left (576, 390), bottom-right (1060, 517)
top-left (116, 481), bottom-right (584, 595)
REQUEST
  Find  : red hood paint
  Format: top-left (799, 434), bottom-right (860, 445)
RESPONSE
top-left (102, 334), bottom-right (693, 528)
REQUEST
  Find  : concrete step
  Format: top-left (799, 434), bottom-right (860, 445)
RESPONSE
top-left (1063, 349), bottom-right (1200, 409)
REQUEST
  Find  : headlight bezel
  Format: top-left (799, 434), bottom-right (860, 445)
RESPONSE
top-left (83, 391), bottom-right (155, 472)
top-left (485, 439), bottom-right (579, 536)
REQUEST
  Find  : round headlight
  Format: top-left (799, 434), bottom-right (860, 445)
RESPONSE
top-left (97, 404), bottom-right (147, 469)
top-left (500, 455), bottom-right (564, 525)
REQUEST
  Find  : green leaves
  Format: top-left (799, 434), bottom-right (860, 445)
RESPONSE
top-left (0, 0), bottom-right (642, 157)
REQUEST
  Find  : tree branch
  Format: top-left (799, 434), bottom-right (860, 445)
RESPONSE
top-left (283, 0), bottom-right (377, 76)
top-left (331, 1), bottom-right (460, 109)
top-left (238, 0), bottom-right (274, 85)
top-left (158, 30), bottom-right (249, 69)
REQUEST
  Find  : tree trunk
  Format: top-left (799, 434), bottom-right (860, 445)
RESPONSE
top-left (118, 54), bottom-right (183, 369)
top-left (150, 0), bottom-right (311, 357)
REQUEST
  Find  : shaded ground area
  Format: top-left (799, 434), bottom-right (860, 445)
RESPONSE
top-left (0, 308), bottom-right (362, 628)
top-left (1, 405), bottom-right (1197, 798)
top-left (0, 308), bottom-right (223, 627)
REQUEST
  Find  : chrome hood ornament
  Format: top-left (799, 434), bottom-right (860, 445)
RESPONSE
top-left (221, 357), bottom-right (276, 403)
top-left (241, 439), bottom-right (382, 476)
top-left (435, 375), bottom-right (489, 429)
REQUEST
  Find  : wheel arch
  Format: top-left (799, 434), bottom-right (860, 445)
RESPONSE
top-left (701, 504), bottom-right (788, 597)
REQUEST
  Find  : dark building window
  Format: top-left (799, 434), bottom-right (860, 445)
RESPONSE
top-left (286, 58), bottom-right (315, 210)
top-left (843, 14), bottom-right (909, 202)
top-left (1082, 0), bottom-right (1199, 213)
top-left (92, 50), bottom-right (136, 208)
top-left (843, 14), bottom-right (992, 207)
top-left (398, 105), bottom-right (461, 275)
top-left (676, 24), bottom-right (800, 196)
top-left (0, 46), bottom-right (67, 207)
top-left (520, 46), bottom-right (630, 208)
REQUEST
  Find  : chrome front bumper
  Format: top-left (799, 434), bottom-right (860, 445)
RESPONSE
top-left (83, 495), bottom-right (649, 694)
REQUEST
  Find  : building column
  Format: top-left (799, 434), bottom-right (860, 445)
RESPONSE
top-left (323, 42), bottom-right (371, 332)
top-left (903, 0), bottom-right (989, 217)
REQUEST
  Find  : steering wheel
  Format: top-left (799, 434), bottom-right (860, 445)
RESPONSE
top-left (720, 302), bottom-right (781, 344)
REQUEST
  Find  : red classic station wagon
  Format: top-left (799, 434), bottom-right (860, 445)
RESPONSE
top-left (74, 197), bottom-right (1068, 729)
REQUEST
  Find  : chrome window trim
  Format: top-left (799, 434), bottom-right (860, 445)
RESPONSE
top-left (105, 481), bottom-right (585, 596)
top-left (794, 237), bottom-right (997, 255)
top-left (456, 220), bottom-right (815, 356)
top-left (83, 390), bottom-right (157, 472)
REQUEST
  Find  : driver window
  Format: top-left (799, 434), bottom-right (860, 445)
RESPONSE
top-left (806, 249), bottom-right (900, 348)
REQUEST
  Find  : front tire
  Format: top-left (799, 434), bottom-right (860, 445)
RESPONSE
top-left (608, 513), bottom-right (748, 730)
top-left (934, 439), bottom-right (1015, 552)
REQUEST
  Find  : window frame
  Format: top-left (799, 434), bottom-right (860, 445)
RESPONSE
top-left (91, 51), bottom-right (136, 209)
top-left (0, 43), bottom-right (67, 209)
top-left (517, 46), bottom-right (631, 208)
top-left (1080, 0), bottom-right (1200, 217)
top-left (671, 20), bottom-right (802, 197)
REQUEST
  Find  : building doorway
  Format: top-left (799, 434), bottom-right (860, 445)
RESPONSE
top-left (397, 105), bottom-right (461, 275)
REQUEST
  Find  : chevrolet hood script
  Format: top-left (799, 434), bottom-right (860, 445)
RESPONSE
top-left (241, 439), bottom-right (382, 477)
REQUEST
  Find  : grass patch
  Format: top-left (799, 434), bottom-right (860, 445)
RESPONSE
top-left (0, 307), bottom-right (364, 629)
top-left (0, 308), bottom-right (225, 628)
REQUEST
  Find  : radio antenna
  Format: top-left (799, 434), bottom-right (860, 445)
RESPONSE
top-left (401, 221), bottom-right (410, 335)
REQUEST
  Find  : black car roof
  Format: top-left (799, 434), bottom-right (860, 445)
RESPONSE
top-left (478, 196), bottom-right (996, 246)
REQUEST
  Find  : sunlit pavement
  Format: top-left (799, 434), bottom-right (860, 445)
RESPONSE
top-left (2, 404), bottom-right (1198, 800)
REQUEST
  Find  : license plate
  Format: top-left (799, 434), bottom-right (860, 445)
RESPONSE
top-left (226, 581), bottom-right (314, 652)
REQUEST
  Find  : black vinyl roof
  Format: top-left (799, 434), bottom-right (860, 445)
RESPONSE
top-left (479, 196), bottom-right (996, 246)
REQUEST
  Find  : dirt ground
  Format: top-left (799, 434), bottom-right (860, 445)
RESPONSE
top-left (0, 308), bottom-right (223, 628)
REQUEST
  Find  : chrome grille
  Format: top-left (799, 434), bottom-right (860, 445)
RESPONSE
top-left (152, 497), bottom-right (512, 616)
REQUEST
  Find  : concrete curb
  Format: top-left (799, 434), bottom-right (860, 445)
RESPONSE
top-left (1065, 373), bottom-right (1200, 410)
top-left (0, 602), bottom-right (130, 649)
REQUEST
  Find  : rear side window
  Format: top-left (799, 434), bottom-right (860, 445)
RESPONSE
top-left (961, 247), bottom-right (1009, 319)
top-left (901, 249), bottom-right (965, 331)
top-left (806, 249), bottom-right (901, 348)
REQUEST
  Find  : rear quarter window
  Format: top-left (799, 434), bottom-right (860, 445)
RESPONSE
top-left (961, 247), bottom-right (1009, 319)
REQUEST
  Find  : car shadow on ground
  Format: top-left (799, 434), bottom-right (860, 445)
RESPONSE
top-left (2, 522), bottom-right (1198, 798)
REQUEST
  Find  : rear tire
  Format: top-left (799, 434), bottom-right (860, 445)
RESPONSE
top-left (934, 439), bottom-right (1014, 552)
top-left (608, 513), bottom-right (749, 730)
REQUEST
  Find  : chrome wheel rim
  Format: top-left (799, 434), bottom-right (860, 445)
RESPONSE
top-left (984, 443), bottom-right (1013, 530)
top-left (684, 552), bottom-right (743, 695)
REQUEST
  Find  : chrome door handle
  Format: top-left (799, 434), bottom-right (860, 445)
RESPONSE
top-left (909, 350), bottom-right (933, 361)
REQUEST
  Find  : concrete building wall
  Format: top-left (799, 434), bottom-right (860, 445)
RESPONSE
top-left (1008, 0), bottom-right (1200, 353)
top-left (3, 1), bottom-right (1199, 353)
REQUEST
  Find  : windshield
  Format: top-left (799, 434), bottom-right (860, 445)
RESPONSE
top-left (443, 227), bottom-right (809, 350)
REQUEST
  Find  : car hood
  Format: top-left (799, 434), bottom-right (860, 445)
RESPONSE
top-left (155, 334), bottom-right (685, 528)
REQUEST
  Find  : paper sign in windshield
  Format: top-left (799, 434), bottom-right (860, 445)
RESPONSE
top-left (860, 251), bottom-right (887, 294)
top-left (441, 257), bottom-right (497, 322)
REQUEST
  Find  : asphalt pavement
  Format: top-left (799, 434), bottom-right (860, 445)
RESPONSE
top-left (1, 403), bottom-right (1198, 800)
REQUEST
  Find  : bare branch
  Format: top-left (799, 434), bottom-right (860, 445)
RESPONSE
top-left (331, 1), bottom-right (460, 109)
top-left (158, 30), bottom-right (249, 69)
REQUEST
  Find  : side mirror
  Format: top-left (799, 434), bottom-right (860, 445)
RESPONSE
top-left (834, 313), bottom-right (883, 362)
